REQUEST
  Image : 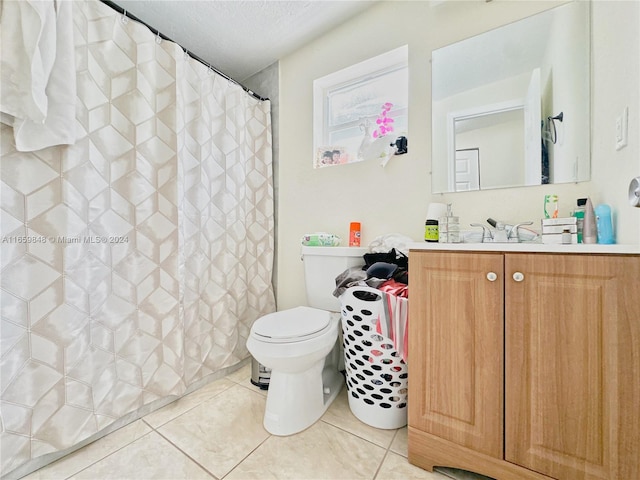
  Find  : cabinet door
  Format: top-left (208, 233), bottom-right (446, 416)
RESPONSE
top-left (409, 252), bottom-right (504, 458)
top-left (505, 254), bottom-right (640, 480)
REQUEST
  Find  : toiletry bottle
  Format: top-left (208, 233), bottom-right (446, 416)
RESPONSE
top-left (424, 219), bottom-right (438, 242)
top-left (572, 198), bottom-right (586, 243)
top-left (427, 203), bottom-right (447, 241)
top-left (582, 198), bottom-right (597, 244)
top-left (439, 215), bottom-right (448, 243)
top-left (561, 228), bottom-right (572, 244)
top-left (439, 204), bottom-right (460, 243)
top-left (449, 211), bottom-right (460, 242)
top-left (349, 222), bottom-right (361, 247)
top-left (595, 204), bottom-right (614, 244)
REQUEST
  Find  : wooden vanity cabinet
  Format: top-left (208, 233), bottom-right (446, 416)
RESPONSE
top-left (408, 250), bottom-right (640, 480)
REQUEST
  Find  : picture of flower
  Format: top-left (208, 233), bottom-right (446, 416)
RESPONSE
top-left (372, 102), bottom-right (394, 138)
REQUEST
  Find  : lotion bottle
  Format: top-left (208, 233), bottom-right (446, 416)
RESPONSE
top-left (595, 204), bottom-right (614, 244)
top-left (582, 197), bottom-right (597, 244)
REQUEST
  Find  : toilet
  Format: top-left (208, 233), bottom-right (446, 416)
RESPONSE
top-left (246, 245), bottom-right (368, 436)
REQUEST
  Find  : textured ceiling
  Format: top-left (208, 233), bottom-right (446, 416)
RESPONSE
top-left (113, 1), bottom-right (378, 82)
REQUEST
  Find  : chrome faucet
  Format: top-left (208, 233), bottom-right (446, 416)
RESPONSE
top-left (470, 223), bottom-right (493, 243)
top-left (470, 220), bottom-right (536, 243)
top-left (508, 221), bottom-right (535, 242)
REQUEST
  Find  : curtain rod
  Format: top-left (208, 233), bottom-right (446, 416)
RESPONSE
top-left (100, 0), bottom-right (268, 102)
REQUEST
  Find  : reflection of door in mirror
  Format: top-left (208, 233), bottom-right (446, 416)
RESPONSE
top-left (449, 103), bottom-right (525, 191)
top-left (448, 69), bottom-right (540, 191)
top-left (455, 148), bottom-right (479, 191)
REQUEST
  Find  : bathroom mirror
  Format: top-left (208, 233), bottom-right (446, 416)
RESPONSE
top-left (431, 1), bottom-right (590, 193)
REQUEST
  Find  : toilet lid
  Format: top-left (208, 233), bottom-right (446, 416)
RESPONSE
top-left (252, 306), bottom-right (331, 342)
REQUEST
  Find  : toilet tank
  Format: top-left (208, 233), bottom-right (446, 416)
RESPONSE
top-left (302, 246), bottom-right (369, 311)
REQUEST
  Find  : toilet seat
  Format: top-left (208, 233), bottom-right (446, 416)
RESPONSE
top-left (252, 306), bottom-right (331, 343)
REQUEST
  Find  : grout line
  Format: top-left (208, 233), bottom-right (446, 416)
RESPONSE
top-left (142, 380), bottom-right (238, 430)
top-left (142, 379), bottom-right (269, 480)
top-left (62, 429), bottom-right (155, 480)
top-left (221, 433), bottom-right (272, 479)
top-left (371, 427), bottom-right (398, 480)
top-left (318, 417), bottom-right (396, 452)
top-left (152, 428), bottom-right (220, 480)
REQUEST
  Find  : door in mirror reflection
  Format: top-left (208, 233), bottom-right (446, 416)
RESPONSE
top-left (455, 148), bottom-right (479, 191)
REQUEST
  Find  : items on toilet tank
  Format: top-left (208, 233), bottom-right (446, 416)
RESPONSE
top-left (349, 222), bottom-right (361, 246)
top-left (301, 232), bottom-right (341, 246)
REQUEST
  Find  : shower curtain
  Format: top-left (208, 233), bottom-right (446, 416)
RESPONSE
top-left (0, 1), bottom-right (276, 476)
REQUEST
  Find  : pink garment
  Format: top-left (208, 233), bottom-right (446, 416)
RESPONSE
top-left (375, 289), bottom-right (409, 362)
top-left (378, 279), bottom-right (408, 298)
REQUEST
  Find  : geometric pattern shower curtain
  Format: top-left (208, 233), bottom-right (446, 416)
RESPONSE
top-left (0, 1), bottom-right (276, 475)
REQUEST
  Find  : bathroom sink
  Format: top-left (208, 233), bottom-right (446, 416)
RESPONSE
top-left (462, 231), bottom-right (485, 243)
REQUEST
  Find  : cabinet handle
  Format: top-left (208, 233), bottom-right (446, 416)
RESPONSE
top-left (486, 272), bottom-right (498, 282)
top-left (512, 272), bottom-right (525, 282)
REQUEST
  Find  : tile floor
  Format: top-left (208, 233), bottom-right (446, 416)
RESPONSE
top-left (24, 363), bottom-right (491, 480)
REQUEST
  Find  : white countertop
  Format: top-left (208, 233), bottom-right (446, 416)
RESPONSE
top-left (408, 241), bottom-right (640, 255)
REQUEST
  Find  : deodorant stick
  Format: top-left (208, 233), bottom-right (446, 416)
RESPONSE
top-left (349, 222), bottom-right (361, 247)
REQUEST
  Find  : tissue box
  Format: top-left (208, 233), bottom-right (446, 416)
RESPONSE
top-left (541, 217), bottom-right (578, 244)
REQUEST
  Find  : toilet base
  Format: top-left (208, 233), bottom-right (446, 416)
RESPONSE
top-left (263, 359), bottom-right (343, 436)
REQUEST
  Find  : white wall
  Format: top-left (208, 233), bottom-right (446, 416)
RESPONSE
top-left (277, 0), bottom-right (640, 310)
top-left (590, 0), bottom-right (640, 243)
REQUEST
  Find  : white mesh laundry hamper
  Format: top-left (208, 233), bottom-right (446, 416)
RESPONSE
top-left (339, 286), bottom-right (407, 429)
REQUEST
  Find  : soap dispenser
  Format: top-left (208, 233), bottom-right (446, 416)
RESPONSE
top-left (439, 204), bottom-right (460, 243)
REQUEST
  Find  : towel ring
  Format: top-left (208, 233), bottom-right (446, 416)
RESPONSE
top-left (547, 111), bottom-right (563, 144)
